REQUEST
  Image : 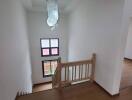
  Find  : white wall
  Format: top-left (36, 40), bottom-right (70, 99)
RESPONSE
top-left (68, 0), bottom-right (125, 95)
top-left (27, 12), bottom-right (69, 84)
top-left (125, 18), bottom-right (132, 59)
top-left (0, 0), bottom-right (32, 100)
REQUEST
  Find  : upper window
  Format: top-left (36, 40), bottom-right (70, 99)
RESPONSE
top-left (40, 38), bottom-right (59, 57)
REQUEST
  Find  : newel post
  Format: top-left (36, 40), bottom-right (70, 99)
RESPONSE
top-left (91, 53), bottom-right (96, 82)
top-left (58, 57), bottom-right (61, 63)
top-left (58, 57), bottom-right (62, 90)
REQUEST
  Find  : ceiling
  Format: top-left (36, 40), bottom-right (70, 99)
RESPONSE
top-left (21, 0), bottom-right (78, 13)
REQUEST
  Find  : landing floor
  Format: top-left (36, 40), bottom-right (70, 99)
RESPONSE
top-left (33, 83), bottom-right (52, 93)
top-left (18, 82), bottom-right (132, 100)
top-left (120, 59), bottom-right (132, 89)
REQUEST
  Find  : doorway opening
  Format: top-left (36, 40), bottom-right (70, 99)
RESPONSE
top-left (120, 18), bottom-right (132, 90)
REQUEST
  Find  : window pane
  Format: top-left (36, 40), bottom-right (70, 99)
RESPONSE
top-left (51, 39), bottom-right (58, 47)
top-left (44, 61), bottom-right (51, 75)
top-left (51, 48), bottom-right (58, 55)
top-left (51, 61), bottom-right (57, 74)
top-left (42, 49), bottom-right (50, 56)
top-left (41, 39), bottom-right (50, 48)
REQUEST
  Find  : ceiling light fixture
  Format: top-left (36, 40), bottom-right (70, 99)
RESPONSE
top-left (46, 0), bottom-right (59, 30)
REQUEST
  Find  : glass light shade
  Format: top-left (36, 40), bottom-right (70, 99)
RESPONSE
top-left (46, 0), bottom-right (59, 27)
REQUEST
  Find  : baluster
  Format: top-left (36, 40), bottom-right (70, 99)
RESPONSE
top-left (81, 64), bottom-right (83, 79)
top-left (65, 66), bottom-right (66, 82)
top-left (87, 64), bottom-right (89, 78)
top-left (79, 65), bottom-right (81, 80)
top-left (85, 64), bottom-right (87, 78)
top-left (67, 66), bottom-right (69, 81)
top-left (72, 66), bottom-right (74, 81)
top-left (75, 65), bottom-right (76, 80)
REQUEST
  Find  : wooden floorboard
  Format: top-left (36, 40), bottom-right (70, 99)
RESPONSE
top-left (120, 59), bottom-right (132, 90)
top-left (17, 82), bottom-right (132, 100)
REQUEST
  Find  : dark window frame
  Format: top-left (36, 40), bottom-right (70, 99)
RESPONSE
top-left (40, 38), bottom-right (59, 57)
top-left (42, 59), bottom-right (58, 77)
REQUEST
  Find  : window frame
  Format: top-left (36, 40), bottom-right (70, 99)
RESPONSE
top-left (40, 38), bottom-right (59, 57)
top-left (42, 59), bottom-right (58, 77)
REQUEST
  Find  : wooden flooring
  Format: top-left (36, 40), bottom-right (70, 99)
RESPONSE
top-left (33, 83), bottom-right (52, 93)
top-left (120, 59), bottom-right (132, 89)
top-left (17, 82), bottom-right (132, 100)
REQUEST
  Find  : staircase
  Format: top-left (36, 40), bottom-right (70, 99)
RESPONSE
top-left (52, 53), bottom-right (96, 89)
top-left (15, 53), bottom-right (96, 100)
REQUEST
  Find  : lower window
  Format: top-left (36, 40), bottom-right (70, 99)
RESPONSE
top-left (42, 60), bottom-right (58, 77)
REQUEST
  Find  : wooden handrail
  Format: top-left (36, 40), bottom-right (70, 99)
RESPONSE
top-left (61, 60), bottom-right (92, 67)
top-left (52, 53), bottom-right (96, 89)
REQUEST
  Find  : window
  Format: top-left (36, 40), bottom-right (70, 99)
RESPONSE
top-left (40, 38), bottom-right (59, 57)
top-left (42, 60), bottom-right (58, 77)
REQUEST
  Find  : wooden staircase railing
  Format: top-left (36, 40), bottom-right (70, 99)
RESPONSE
top-left (52, 53), bottom-right (96, 89)
top-left (52, 57), bottom-right (61, 88)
